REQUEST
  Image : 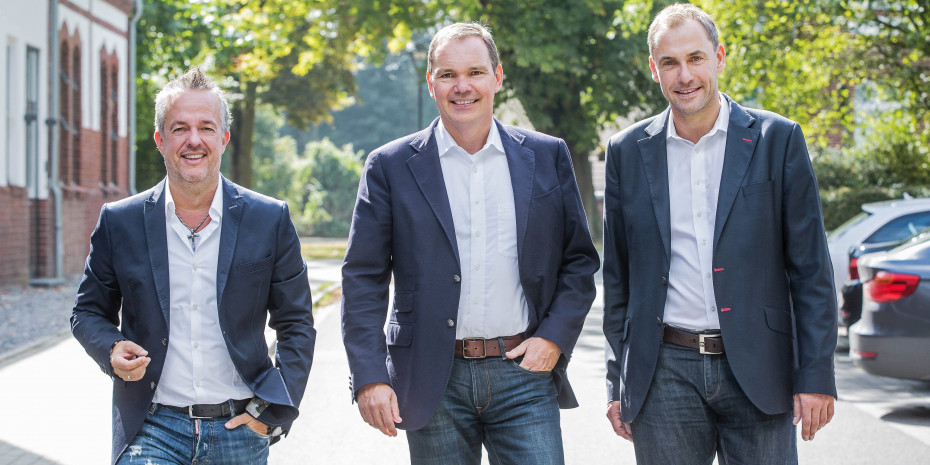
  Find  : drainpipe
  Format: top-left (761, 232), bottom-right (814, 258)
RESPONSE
top-left (128, 0), bottom-right (142, 194)
top-left (47, 0), bottom-right (63, 282)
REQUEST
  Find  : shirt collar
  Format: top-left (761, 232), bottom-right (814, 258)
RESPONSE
top-left (164, 175), bottom-right (224, 222)
top-left (667, 92), bottom-right (730, 141)
top-left (435, 118), bottom-right (505, 158)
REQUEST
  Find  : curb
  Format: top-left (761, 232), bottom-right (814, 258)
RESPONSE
top-left (0, 328), bottom-right (72, 369)
top-left (266, 284), bottom-right (342, 355)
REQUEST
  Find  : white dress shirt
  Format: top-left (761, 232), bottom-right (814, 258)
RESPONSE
top-left (663, 93), bottom-right (730, 331)
top-left (436, 120), bottom-right (529, 339)
top-left (154, 177), bottom-right (254, 407)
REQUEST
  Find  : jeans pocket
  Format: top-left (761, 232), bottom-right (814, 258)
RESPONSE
top-left (508, 357), bottom-right (553, 376)
top-left (238, 423), bottom-right (271, 440)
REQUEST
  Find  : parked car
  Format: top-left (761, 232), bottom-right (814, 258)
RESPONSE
top-left (827, 196), bottom-right (930, 322)
top-left (839, 227), bottom-right (930, 329)
top-left (849, 233), bottom-right (930, 380)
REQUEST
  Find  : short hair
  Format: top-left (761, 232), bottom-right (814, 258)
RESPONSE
top-left (647, 3), bottom-right (720, 57)
top-left (427, 22), bottom-right (500, 80)
top-left (153, 67), bottom-right (232, 133)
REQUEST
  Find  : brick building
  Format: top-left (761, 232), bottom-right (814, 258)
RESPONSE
top-left (0, 0), bottom-right (136, 286)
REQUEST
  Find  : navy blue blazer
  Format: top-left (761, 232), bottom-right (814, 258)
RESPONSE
top-left (71, 177), bottom-right (316, 464)
top-left (603, 96), bottom-right (837, 423)
top-left (342, 118), bottom-right (600, 430)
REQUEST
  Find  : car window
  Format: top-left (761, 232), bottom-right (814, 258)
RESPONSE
top-left (828, 211), bottom-right (870, 241)
top-left (864, 212), bottom-right (930, 244)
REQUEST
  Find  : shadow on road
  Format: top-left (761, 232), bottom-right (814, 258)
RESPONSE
top-left (0, 438), bottom-right (63, 465)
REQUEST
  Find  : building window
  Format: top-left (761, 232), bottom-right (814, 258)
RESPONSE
top-left (71, 44), bottom-right (81, 185)
top-left (4, 42), bottom-right (12, 186)
top-left (59, 30), bottom-right (82, 186)
top-left (110, 64), bottom-right (118, 185)
top-left (100, 59), bottom-right (108, 185)
top-left (100, 53), bottom-right (120, 187)
top-left (25, 46), bottom-right (39, 197)
top-left (58, 42), bottom-right (69, 184)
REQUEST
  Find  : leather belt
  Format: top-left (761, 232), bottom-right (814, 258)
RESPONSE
top-left (663, 326), bottom-right (724, 355)
top-left (454, 334), bottom-right (525, 359)
top-left (162, 398), bottom-right (251, 419)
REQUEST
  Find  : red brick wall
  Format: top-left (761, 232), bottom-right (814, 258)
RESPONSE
top-left (0, 132), bottom-right (129, 287)
top-left (61, 127), bottom-right (130, 277)
top-left (0, 186), bottom-right (31, 286)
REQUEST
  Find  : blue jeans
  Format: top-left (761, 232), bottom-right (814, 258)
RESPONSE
top-left (407, 355), bottom-right (564, 465)
top-left (631, 343), bottom-right (797, 465)
top-left (116, 403), bottom-right (270, 465)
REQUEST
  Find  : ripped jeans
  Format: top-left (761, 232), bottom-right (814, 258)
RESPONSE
top-left (117, 403), bottom-right (269, 465)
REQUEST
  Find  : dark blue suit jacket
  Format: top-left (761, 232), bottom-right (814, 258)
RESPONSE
top-left (603, 96), bottom-right (837, 423)
top-left (71, 177), bottom-right (316, 464)
top-left (342, 118), bottom-right (600, 430)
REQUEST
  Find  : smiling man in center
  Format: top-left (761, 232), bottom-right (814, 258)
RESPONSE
top-left (341, 22), bottom-right (599, 464)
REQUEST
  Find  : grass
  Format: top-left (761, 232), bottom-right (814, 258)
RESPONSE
top-left (314, 286), bottom-right (342, 309)
top-left (301, 239), bottom-right (348, 260)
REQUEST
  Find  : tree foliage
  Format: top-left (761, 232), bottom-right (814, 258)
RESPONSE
top-left (252, 104), bottom-right (364, 237)
top-left (693, 0), bottom-right (928, 229)
top-left (695, 0), bottom-right (864, 147)
top-left (134, 0), bottom-right (431, 190)
top-left (846, 0), bottom-right (929, 119)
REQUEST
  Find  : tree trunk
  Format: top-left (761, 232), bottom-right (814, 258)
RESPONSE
top-left (231, 81), bottom-right (257, 188)
top-left (564, 137), bottom-right (603, 245)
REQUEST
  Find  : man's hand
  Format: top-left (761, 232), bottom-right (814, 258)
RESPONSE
top-left (793, 393), bottom-right (834, 441)
top-left (505, 336), bottom-right (561, 371)
top-left (225, 412), bottom-right (269, 435)
top-left (606, 401), bottom-right (633, 441)
top-left (110, 340), bottom-right (150, 382)
top-left (357, 383), bottom-right (402, 437)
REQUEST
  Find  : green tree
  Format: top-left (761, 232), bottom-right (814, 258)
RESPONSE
top-left (696, 0), bottom-right (863, 147)
top-left (295, 140), bottom-right (365, 237)
top-left (693, 0), bottom-right (928, 228)
top-left (134, 0), bottom-right (431, 190)
top-left (845, 0), bottom-right (929, 119)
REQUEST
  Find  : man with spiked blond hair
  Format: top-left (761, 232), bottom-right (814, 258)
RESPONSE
top-left (72, 67), bottom-right (315, 465)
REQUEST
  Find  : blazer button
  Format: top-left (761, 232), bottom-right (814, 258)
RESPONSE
top-left (661, 276), bottom-right (668, 285)
top-left (453, 275), bottom-right (461, 283)
top-left (162, 338), bottom-right (168, 346)
top-left (447, 319), bottom-right (455, 327)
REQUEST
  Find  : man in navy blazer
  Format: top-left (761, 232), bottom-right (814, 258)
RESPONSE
top-left (603, 5), bottom-right (836, 464)
top-left (342, 22), bottom-right (598, 464)
top-left (71, 67), bottom-right (315, 465)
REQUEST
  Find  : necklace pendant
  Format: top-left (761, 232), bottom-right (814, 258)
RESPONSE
top-left (188, 232), bottom-right (199, 252)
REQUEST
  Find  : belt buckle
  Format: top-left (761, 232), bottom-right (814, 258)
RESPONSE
top-left (187, 405), bottom-right (210, 419)
top-left (698, 334), bottom-right (713, 355)
top-left (461, 338), bottom-right (487, 359)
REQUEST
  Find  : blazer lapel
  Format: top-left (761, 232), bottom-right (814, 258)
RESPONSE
top-left (499, 122), bottom-right (534, 258)
top-left (638, 110), bottom-right (672, 264)
top-left (144, 180), bottom-right (171, 326)
top-left (406, 121), bottom-right (460, 265)
top-left (713, 96), bottom-right (760, 250)
top-left (216, 176), bottom-right (244, 311)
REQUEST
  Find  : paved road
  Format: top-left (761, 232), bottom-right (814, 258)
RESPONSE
top-left (2, 275), bottom-right (930, 463)
top-left (272, 286), bottom-right (930, 464)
